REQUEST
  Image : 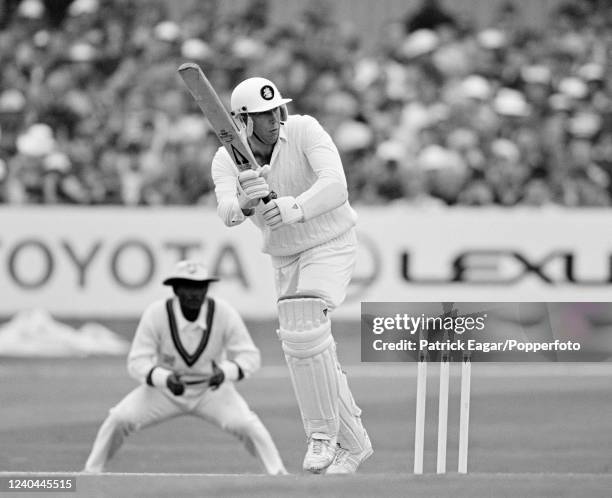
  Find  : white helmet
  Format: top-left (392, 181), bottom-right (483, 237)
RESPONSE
top-left (230, 77), bottom-right (292, 120)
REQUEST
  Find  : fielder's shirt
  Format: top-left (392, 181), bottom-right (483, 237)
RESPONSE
top-left (127, 296), bottom-right (260, 387)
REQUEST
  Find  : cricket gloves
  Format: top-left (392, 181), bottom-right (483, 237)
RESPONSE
top-left (237, 168), bottom-right (270, 211)
top-left (261, 196), bottom-right (304, 230)
top-left (166, 372), bottom-right (186, 396)
top-left (208, 360), bottom-right (243, 390)
top-left (147, 367), bottom-right (185, 396)
top-left (208, 361), bottom-right (225, 390)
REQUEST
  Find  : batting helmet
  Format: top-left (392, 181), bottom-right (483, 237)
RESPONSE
top-left (230, 77), bottom-right (292, 121)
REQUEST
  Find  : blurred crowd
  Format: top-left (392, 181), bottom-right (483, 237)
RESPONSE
top-left (0, 0), bottom-right (611, 207)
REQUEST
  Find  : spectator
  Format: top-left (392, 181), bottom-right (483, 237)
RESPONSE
top-left (0, 0), bottom-right (611, 208)
top-left (404, 0), bottom-right (458, 33)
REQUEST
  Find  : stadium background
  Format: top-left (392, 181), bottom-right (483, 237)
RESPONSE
top-left (1, 0), bottom-right (612, 496)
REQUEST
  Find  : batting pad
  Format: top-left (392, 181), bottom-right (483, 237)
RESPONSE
top-left (278, 296), bottom-right (340, 436)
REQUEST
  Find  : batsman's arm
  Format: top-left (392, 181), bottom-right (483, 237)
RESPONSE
top-left (294, 116), bottom-right (348, 220)
top-left (211, 148), bottom-right (250, 227)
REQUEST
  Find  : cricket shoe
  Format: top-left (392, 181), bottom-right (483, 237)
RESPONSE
top-left (325, 437), bottom-right (373, 474)
top-left (303, 433), bottom-right (337, 473)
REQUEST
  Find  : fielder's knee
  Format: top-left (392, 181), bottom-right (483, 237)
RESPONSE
top-left (106, 408), bottom-right (138, 437)
top-left (219, 408), bottom-right (258, 434)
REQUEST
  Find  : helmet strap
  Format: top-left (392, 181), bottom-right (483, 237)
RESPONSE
top-left (246, 115), bottom-right (254, 136)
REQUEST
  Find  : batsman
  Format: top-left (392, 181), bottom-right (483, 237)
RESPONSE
top-left (211, 77), bottom-right (373, 474)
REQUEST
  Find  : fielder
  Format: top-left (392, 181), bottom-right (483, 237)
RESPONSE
top-left (211, 77), bottom-right (372, 474)
top-left (83, 260), bottom-right (287, 475)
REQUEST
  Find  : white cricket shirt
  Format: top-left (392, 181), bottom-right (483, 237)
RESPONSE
top-left (212, 114), bottom-right (358, 256)
top-left (127, 296), bottom-right (260, 383)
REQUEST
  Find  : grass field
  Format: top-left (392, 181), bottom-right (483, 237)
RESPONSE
top-left (1, 320), bottom-right (611, 497)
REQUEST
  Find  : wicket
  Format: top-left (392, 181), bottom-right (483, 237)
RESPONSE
top-left (413, 328), bottom-right (472, 474)
top-left (413, 339), bottom-right (427, 474)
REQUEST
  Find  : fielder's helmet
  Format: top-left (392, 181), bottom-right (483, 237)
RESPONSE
top-left (230, 77), bottom-right (292, 120)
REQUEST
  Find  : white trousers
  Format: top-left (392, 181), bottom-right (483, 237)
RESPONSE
top-left (272, 229), bottom-right (357, 310)
top-left (272, 229), bottom-right (370, 452)
top-left (84, 382), bottom-right (286, 475)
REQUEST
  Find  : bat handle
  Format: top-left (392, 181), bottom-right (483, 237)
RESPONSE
top-left (262, 191), bottom-right (277, 204)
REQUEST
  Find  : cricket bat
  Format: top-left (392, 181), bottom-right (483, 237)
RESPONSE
top-left (177, 62), bottom-right (276, 203)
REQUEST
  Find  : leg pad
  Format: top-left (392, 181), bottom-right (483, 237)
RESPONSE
top-left (278, 296), bottom-right (339, 436)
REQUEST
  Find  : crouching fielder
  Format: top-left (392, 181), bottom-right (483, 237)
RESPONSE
top-left (211, 77), bottom-right (372, 474)
top-left (83, 260), bottom-right (286, 475)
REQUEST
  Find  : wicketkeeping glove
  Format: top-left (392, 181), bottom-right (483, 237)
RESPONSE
top-left (166, 372), bottom-right (186, 396)
top-left (208, 360), bottom-right (225, 390)
top-left (261, 196), bottom-right (304, 230)
top-left (237, 168), bottom-right (270, 211)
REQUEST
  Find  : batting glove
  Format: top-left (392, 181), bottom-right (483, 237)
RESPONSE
top-left (208, 361), bottom-right (225, 390)
top-left (258, 164), bottom-right (271, 179)
top-left (166, 372), bottom-right (186, 396)
top-left (237, 169), bottom-right (270, 211)
top-left (261, 196), bottom-right (304, 230)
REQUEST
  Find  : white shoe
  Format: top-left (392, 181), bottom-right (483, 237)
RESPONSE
top-left (325, 438), bottom-right (373, 474)
top-left (303, 433), bottom-right (337, 473)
